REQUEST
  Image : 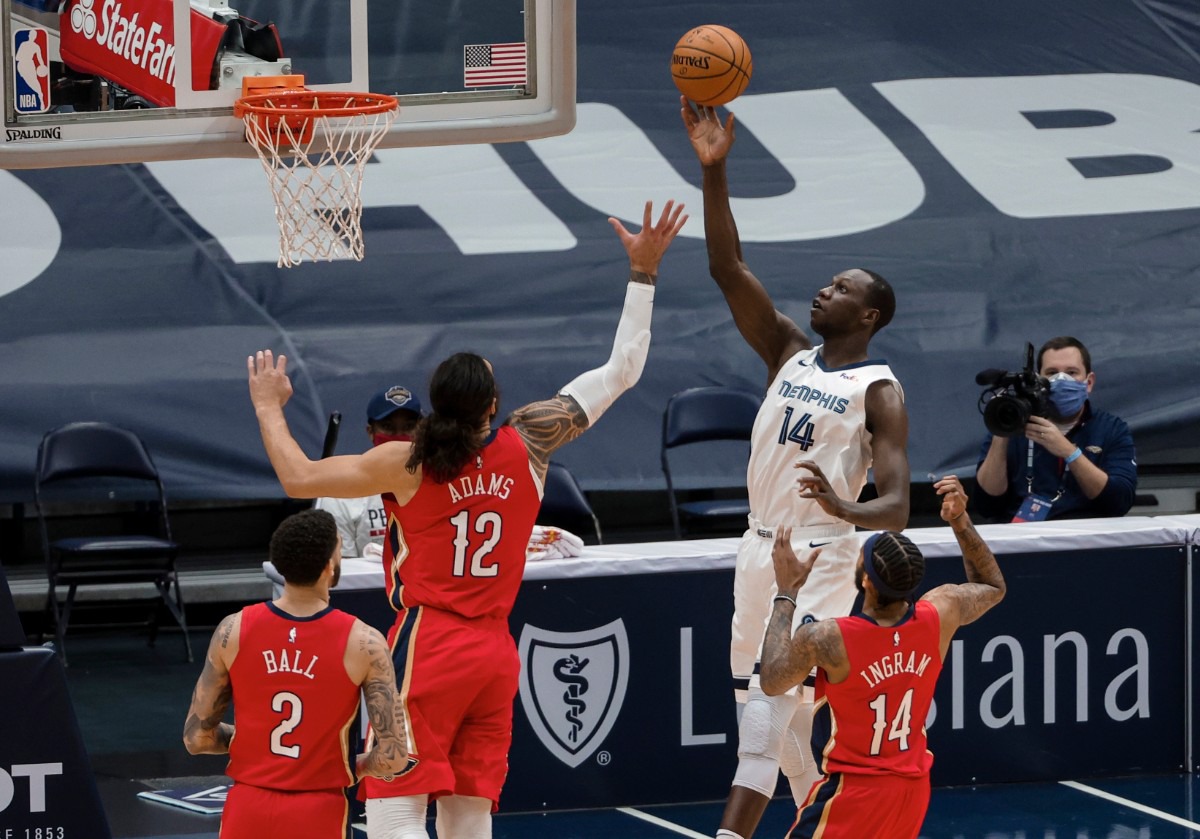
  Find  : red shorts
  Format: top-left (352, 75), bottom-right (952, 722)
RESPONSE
top-left (219, 783), bottom-right (351, 839)
top-left (787, 772), bottom-right (930, 839)
top-left (360, 605), bottom-right (519, 807)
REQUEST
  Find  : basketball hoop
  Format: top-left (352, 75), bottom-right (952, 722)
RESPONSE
top-left (234, 85), bottom-right (399, 267)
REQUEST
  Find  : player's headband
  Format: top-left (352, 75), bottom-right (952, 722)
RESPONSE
top-left (861, 532), bottom-right (918, 601)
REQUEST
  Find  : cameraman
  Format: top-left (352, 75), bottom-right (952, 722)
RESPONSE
top-left (974, 336), bottom-right (1137, 522)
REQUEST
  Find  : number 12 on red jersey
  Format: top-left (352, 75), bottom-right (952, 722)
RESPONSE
top-left (449, 510), bottom-right (503, 577)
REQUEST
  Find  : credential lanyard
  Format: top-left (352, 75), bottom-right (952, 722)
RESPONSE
top-left (1025, 439), bottom-right (1066, 503)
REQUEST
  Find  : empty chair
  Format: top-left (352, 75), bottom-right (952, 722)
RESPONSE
top-left (661, 386), bottom-right (762, 539)
top-left (34, 422), bottom-right (192, 664)
top-left (538, 462), bottom-right (602, 544)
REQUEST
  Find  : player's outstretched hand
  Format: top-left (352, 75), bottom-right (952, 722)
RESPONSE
top-left (247, 349), bottom-right (293, 413)
top-left (795, 460), bottom-right (844, 518)
top-left (680, 94), bottom-right (735, 166)
top-left (608, 199), bottom-right (689, 277)
top-left (934, 475), bottom-right (969, 523)
top-left (771, 526), bottom-right (819, 599)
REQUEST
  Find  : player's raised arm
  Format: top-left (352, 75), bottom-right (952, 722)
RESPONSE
top-left (509, 200), bottom-right (687, 479)
top-left (759, 527), bottom-right (850, 695)
top-left (681, 96), bottom-right (809, 377)
top-left (247, 350), bottom-right (415, 500)
top-left (183, 612), bottom-right (239, 755)
top-left (921, 476), bottom-right (1006, 657)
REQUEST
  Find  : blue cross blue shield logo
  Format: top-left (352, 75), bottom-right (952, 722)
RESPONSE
top-left (517, 619), bottom-right (630, 768)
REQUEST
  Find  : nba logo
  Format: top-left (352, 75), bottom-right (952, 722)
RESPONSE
top-left (13, 29), bottom-right (51, 114)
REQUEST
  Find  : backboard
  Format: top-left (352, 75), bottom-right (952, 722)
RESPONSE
top-left (0, 0), bottom-right (574, 167)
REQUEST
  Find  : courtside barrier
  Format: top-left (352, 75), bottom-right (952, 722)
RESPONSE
top-left (267, 515), bottom-right (1200, 810)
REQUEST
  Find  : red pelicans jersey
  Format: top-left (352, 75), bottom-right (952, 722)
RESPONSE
top-left (382, 425), bottom-right (541, 620)
top-left (227, 602), bottom-right (359, 790)
top-left (811, 600), bottom-right (943, 778)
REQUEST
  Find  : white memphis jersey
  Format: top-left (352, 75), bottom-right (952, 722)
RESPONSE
top-left (747, 345), bottom-right (902, 528)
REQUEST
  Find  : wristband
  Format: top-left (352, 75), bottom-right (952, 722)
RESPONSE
top-left (1065, 448), bottom-right (1082, 465)
top-left (773, 593), bottom-right (797, 608)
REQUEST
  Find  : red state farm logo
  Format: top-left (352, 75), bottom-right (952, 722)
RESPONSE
top-left (67, 0), bottom-right (177, 85)
top-left (68, 0), bottom-right (97, 37)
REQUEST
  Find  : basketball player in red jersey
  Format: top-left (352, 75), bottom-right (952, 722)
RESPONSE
top-left (245, 199), bottom-right (688, 839)
top-left (760, 476), bottom-right (1005, 839)
top-left (183, 509), bottom-right (413, 839)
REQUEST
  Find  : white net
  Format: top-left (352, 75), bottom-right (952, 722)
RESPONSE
top-left (238, 92), bottom-right (399, 267)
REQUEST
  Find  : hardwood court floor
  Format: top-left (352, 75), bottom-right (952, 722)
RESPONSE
top-left (107, 775), bottom-right (1200, 838)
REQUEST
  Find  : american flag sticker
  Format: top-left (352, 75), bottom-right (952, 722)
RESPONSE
top-left (463, 42), bottom-right (528, 88)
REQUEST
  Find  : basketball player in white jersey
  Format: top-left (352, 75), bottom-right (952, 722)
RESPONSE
top-left (682, 96), bottom-right (911, 839)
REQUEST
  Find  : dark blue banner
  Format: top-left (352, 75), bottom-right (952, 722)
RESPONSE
top-left (331, 541), bottom-right (1187, 810)
top-left (0, 647), bottom-right (112, 836)
top-left (1, 0), bottom-right (1199, 499)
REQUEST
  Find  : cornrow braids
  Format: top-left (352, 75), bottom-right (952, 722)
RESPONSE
top-left (867, 531), bottom-right (926, 607)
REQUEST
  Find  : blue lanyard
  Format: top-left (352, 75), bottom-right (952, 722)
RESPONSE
top-left (1025, 439), bottom-right (1067, 502)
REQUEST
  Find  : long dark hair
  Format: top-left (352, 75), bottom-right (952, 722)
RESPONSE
top-left (406, 352), bottom-right (497, 484)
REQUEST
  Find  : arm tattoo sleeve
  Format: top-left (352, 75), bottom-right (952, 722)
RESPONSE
top-left (762, 602), bottom-right (847, 693)
top-left (510, 396), bottom-right (590, 474)
top-left (183, 624), bottom-right (235, 754)
top-left (950, 518), bottom-right (1006, 625)
top-left (358, 629), bottom-right (409, 778)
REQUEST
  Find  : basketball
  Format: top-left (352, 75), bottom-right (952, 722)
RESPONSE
top-left (671, 25), bottom-right (752, 107)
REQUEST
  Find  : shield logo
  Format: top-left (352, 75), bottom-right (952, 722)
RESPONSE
top-left (517, 619), bottom-right (630, 768)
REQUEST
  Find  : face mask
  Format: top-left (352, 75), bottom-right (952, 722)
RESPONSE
top-left (1047, 372), bottom-right (1088, 418)
top-left (372, 432), bottom-right (413, 447)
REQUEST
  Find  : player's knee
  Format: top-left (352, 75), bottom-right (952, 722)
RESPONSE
top-left (778, 736), bottom-right (812, 779)
top-left (737, 697), bottom-right (780, 759)
top-left (733, 692), bottom-right (797, 795)
top-left (435, 794), bottom-right (492, 839)
top-left (365, 795), bottom-right (430, 839)
top-left (779, 699), bottom-right (816, 778)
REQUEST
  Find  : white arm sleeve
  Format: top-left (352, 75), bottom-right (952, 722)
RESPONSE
top-left (559, 281), bottom-right (655, 425)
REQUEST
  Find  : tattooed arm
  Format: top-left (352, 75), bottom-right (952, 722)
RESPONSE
top-left (510, 202), bottom-right (687, 478)
top-left (509, 395), bottom-right (591, 480)
top-left (921, 476), bottom-right (1006, 658)
top-left (345, 620), bottom-right (413, 780)
top-left (760, 527), bottom-right (850, 694)
top-left (183, 612), bottom-right (239, 754)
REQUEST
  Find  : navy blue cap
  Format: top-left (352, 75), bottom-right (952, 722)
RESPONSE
top-left (367, 386), bottom-right (423, 422)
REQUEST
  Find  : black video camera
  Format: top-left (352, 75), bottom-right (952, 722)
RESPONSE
top-left (975, 343), bottom-right (1051, 437)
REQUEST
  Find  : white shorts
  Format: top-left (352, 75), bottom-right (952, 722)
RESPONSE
top-left (730, 521), bottom-right (859, 700)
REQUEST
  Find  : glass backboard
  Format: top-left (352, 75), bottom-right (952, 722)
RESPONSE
top-left (1, 0), bottom-right (574, 167)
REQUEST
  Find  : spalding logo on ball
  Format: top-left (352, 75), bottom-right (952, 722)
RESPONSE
top-left (671, 25), bottom-right (753, 107)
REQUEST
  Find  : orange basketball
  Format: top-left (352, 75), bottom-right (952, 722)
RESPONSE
top-left (671, 25), bottom-right (753, 107)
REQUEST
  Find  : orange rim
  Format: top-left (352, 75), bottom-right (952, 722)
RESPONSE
top-left (234, 90), bottom-right (399, 119)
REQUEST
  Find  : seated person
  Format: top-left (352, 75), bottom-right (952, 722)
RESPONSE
top-left (315, 385), bottom-right (422, 557)
top-left (974, 336), bottom-right (1136, 522)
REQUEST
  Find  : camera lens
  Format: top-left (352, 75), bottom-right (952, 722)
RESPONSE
top-left (984, 394), bottom-right (1033, 437)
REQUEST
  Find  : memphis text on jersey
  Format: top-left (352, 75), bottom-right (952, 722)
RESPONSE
top-left (776, 379), bottom-right (850, 414)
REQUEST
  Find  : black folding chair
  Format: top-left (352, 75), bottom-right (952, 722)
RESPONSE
top-left (34, 422), bottom-right (192, 664)
top-left (661, 386), bottom-right (762, 539)
top-left (538, 462), bottom-right (603, 544)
